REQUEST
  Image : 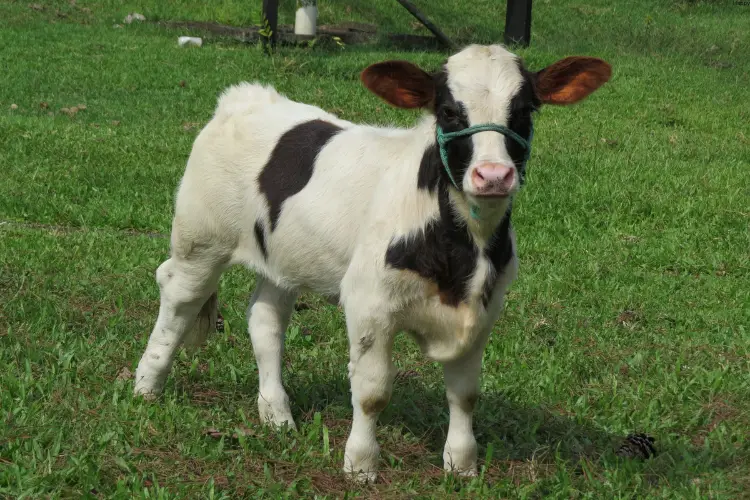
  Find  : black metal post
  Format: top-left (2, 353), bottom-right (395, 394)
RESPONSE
top-left (504, 0), bottom-right (532, 47)
top-left (394, 0), bottom-right (455, 49)
top-left (262, 0), bottom-right (279, 47)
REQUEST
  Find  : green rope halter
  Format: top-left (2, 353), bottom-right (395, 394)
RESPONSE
top-left (436, 122), bottom-right (534, 219)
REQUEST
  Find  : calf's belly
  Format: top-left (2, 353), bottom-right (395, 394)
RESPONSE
top-left (261, 183), bottom-right (372, 295)
top-left (268, 243), bottom-right (350, 296)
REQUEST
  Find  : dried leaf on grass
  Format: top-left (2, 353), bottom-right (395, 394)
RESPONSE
top-left (60, 104), bottom-right (87, 117)
top-left (116, 367), bottom-right (133, 381)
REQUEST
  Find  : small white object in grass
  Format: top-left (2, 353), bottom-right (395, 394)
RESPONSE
top-left (123, 13), bottom-right (146, 24)
top-left (178, 36), bottom-right (203, 48)
top-left (294, 4), bottom-right (318, 36)
top-left (10, 104), bottom-right (18, 110)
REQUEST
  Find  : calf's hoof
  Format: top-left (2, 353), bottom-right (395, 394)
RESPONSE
top-left (133, 381), bottom-right (161, 401)
top-left (343, 440), bottom-right (380, 484)
top-left (134, 390), bottom-right (159, 402)
top-left (257, 394), bottom-right (297, 431)
top-left (344, 468), bottom-right (378, 484)
top-left (443, 440), bottom-right (478, 477)
top-left (448, 465), bottom-right (478, 477)
top-left (133, 364), bottom-right (167, 401)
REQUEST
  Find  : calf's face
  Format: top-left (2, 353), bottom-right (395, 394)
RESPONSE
top-left (361, 45), bottom-right (611, 203)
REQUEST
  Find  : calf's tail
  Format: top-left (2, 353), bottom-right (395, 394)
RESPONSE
top-left (183, 291), bottom-right (220, 350)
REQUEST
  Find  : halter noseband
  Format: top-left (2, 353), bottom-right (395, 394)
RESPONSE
top-left (435, 122), bottom-right (534, 219)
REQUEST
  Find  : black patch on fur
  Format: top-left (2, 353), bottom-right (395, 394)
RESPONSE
top-left (507, 61), bottom-right (540, 170)
top-left (409, 61), bottom-right (533, 307)
top-left (385, 188), bottom-right (514, 308)
top-left (258, 120), bottom-right (342, 230)
top-left (416, 143), bottom-right (442, 192)
top-left (254, 219), bottom-right (268, 259)
top-left (386, 188), bottom-right (477, 306)
top-left (417, 69), bottom-right (474, 194)
top-left (482, 212), bottom-right (514, 307)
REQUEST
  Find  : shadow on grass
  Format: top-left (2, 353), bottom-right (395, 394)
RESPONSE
top-left (290, 371), bottom-right (614, 464)
top-left (168, 340), bottom-right (739, 495)
top-left (168, 298), bottom-right (741, 492)
top-left (280, 369), bottom-right (739, 490)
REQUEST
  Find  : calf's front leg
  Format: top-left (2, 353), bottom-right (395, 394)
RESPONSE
top-left (442, 342), bottom-right (487, 476)
top-left (341, 305), bottom-right (396, 483)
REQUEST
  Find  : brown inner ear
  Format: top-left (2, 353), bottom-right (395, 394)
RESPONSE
top-left (361, 61), bottom-right (435, 109)
top-left (535, 56), bottom-right (612, 105)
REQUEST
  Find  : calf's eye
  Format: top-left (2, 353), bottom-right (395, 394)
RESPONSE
top-left (440, 108), bottom-right (459, 122)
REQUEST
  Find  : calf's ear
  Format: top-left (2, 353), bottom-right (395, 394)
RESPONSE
top-left (533, 56), bottom-right (612, 105)
top-left (361, 61), bottom-right (435, 109)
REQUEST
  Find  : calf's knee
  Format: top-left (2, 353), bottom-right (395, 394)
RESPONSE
top-left (360, 394), bottom-right (390, 415)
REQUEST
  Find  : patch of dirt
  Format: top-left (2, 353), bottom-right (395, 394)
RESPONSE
top-left (616, 308), bottom-right (642, 329)
top-left (498, 458), bottom-right (557, 486)
top-left (60, 104), bottom-right (86, 117)
top-left (618, 233), bottom-right (640, 243)
top-left (692, 400), bottom-right (741, 447)
top-left (181, 122), bottom-right (202, 131)
top-left (116, 367), bottom-right (133, 381)
top-left (704, 60), bottom-right (734, 70)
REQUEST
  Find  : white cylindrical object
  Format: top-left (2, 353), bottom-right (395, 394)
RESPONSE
top-left (178, 36), bottom-right (203, 47)
top-left (294, 6), bottom-right (318, 36)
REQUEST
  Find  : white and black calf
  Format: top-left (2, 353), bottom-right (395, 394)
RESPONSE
top-left (133, 45), bottom-right (611, 482)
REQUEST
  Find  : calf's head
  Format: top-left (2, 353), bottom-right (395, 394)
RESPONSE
top-left (361, 45), bottom-right (611, 205)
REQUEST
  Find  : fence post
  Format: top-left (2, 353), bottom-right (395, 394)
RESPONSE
top-left (504, 0), bottom-right (532, 47)
top-left (262, 0), bottom-right (279, 47)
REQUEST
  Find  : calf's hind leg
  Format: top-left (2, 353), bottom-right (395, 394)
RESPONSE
top-left (247, 277), bottom-right (298, 430)
top-left (134, 250), bottom-right (226, 398)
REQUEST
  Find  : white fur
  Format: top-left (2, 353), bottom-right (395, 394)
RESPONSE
top-left (449, 45), bottom-right (524, 205)
top-left (134, 44), bottom-right (526, 482)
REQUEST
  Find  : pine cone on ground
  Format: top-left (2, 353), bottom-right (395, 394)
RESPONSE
top-left (616, 433), bottom-right (656, 459)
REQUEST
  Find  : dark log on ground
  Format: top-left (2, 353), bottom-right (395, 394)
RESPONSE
top-left (158, 20), bottom-right (443, 49)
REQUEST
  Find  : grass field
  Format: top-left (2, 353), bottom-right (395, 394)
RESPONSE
top-left (1, 0), bottom-right (749, 497)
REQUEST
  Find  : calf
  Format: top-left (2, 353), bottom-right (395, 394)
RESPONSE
top-left (134, 44), bottom-right (611, 482)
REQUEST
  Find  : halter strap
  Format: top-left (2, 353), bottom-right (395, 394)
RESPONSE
top-left (435, 122), bottom-right (534, 219)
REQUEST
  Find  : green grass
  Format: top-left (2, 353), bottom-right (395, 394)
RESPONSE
top-left (1, 0), bottom-right (749, 497)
